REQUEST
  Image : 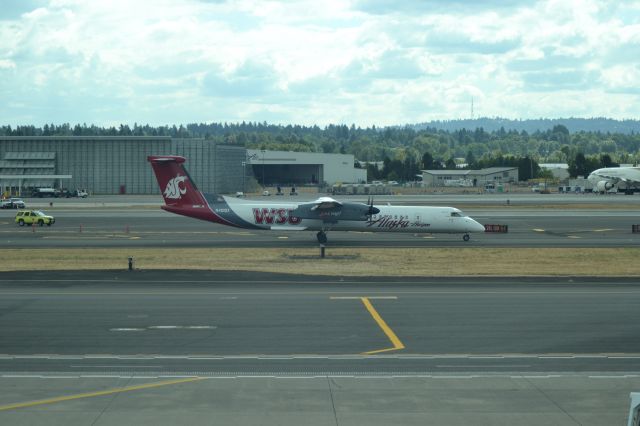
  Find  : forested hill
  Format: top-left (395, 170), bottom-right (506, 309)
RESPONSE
top-left (413, 118), bottom-right (640, 134)
top-left (3, 121), bottom-right (640, 173)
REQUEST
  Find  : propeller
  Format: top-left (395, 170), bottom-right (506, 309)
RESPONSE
top-left (366, 196), bottom-right (379, 221)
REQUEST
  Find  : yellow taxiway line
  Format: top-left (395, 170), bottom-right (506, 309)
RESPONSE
top-left (330, 296), bottom-right (405, 354)
top-left (0, 377), bottom-right (204, 412)
top-left (359, 297), bottom-right (405, 355)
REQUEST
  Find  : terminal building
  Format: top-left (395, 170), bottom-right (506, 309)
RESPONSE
top-left (0, 136), bottom-right (366, 195)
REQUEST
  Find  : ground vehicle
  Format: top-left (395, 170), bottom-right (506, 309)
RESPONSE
top-left (15, 210), bottom-right (55, 226)
top-left (31, 188), bottom-right (58, 198)
top-left (0, 198), bottom-right (26, 209)
top-left (75, 189), bottom-right (88, 198)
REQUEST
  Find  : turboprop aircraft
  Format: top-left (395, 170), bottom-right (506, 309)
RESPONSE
top-left (148, 155), bottom-right (485, 243)
top-left (588, 166), bottom-right (640, 194)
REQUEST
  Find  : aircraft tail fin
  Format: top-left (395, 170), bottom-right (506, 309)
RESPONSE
top-left (147, 155), bottom-right (208, 208)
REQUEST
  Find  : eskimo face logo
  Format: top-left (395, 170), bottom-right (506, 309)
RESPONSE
top-left (164, 175), bottom-right (188, 199)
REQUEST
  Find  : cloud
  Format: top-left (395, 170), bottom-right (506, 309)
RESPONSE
top-left (425, 32), bottom-right (521, 55)
top-left (0, 0), bottom-right (638, 126)
top-left (520, 69), bottom-right (599, 92)
top-left (202, 61), bottom-right (281, 98)
top-left (0, 59), bottom-right (16, 69)
top-left (353, 0), bottom-right (526, 15)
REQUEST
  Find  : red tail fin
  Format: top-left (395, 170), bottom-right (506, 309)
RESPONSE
top-left (147, 155), bottom-right (207, 207)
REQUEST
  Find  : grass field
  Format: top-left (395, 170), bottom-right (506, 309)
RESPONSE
top-left (2, 247), bottom-right (638, 276)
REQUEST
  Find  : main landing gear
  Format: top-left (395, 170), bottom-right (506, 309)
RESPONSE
top-left (463, 233), bottom-right (470, 242)
top-left (317, 231), bottom-right (328, 244)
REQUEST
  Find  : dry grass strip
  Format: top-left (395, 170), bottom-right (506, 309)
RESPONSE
top-left (1, 247), bottom-right (639, 276)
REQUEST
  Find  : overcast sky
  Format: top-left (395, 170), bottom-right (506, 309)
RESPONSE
top-left (1, 0), bottom-right (639, 127)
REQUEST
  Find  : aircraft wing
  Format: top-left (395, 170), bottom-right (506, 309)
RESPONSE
top-left (596, 172), bottom-right (622, 182)
top-left (291, 197), bottom-right (377, 223)
top-left (309, 197), bottom-right (343, 211)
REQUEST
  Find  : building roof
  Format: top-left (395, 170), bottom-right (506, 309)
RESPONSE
top-left (246, 149), bottom-right (354, 164)
top-left (423, 170), bottom-right (470, 175)
top-left (480, 167), bottom-right (517, 173)
top-left (422, 167), bottom-right (517, 176)
top-left (539, 163), bottom-right (569, 169)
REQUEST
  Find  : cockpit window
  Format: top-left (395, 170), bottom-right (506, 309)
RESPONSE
top-left (450, 212), bottom-right (461, 217)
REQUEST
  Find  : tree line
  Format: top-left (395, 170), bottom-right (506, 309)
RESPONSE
top-left (2, 122), bottom-right (637, 181)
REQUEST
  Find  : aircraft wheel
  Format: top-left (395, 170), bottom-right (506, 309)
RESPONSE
top-left (463, 234), bottom-right (470, 242)
top-left (317, 231), bottom-right (328, 244)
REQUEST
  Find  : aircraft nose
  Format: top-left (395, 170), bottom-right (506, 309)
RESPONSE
top-left (470, 218), bottom-right (485, 232)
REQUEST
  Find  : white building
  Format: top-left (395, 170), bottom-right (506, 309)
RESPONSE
top-left (539, 163), bottom-right (569, 180)
top-left (422, 167), bottom-right (519, 187)
top-left (247, 149), bottom-right (366, 186)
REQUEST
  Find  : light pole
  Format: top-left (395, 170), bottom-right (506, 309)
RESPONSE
top-left (241, 161), bottom-right (246, 195)
top-left (261, 149), bottom-right (266, 188)
top-left (530, 156), bottom-right (533, 180)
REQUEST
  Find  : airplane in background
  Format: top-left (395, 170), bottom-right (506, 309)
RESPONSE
top-left (588, 166), bottom-right (640, 194)
top-left (148, 155), bottom-right (485, 243)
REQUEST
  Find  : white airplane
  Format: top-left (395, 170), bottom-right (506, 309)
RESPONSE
top-left (588, 166), bottom-right (640, 194)
top-left (148, 155), bottom-right (485, 243)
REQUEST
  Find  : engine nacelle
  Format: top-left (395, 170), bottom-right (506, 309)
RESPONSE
top-left (596, 180), bottom-right (615, 192)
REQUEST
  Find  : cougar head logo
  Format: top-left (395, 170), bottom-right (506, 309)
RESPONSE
top-left (164, 175), bottom-right (188, 199)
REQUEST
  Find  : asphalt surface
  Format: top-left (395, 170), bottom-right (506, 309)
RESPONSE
top-left (1, 194), bottom-right (639, 425)
top-left (1, 193), bottom-right (640, 248)
top-left (1, 271), bottom-right (639, 376)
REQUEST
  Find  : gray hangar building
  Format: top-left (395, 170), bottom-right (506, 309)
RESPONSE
top-left (0, 136), bottom-right (246, 195)
top-left (0, 136), bottom-right (365, 195)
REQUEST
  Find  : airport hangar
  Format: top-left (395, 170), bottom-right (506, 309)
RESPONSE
top-left (421, 167), bottom-right (519, 187)
top-left (0, 136), bottom-right (365, 195)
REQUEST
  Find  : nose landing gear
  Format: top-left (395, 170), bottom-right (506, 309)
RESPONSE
top-left (317, 231), bottom-right (328, 244)
top-left (463, 234), bottom-right (470, 242)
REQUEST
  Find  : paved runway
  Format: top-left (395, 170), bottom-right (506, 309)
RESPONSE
top-left (1, 194), bottom-right (639, 424)
top-left (1, 271), bottom-right (639, 375)
top-left (1, 197), bottom-right (640, 248)
top-left (1, 272), bottom-right (639, 425)
top-left (0, 271), bottom-right (640, 426)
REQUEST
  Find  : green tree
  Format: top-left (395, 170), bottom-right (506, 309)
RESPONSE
top-left (445, 157), bottom-right (456, 170)
top-left (551, 124), bottom-right (570, 145)
top-left (422, 152), bottom-right (435, 169)
top-left (599, 154), bottom-right (618, 168)
top-left (466, 150), bottom-right (476, 168)
top-left (568, 153), bottom-right (599, 178)
top-left (516, 156), bottom-right (540, 180)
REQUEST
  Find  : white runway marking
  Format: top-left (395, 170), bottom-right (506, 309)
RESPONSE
top-left (2, 373), bottom-right (640, 379)
top-left (110, 326), bottom-right (217, 332)
top-left (2, 353), bottom-right (640, 360)
top-left (329, 296), bottom-right (398, 300)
